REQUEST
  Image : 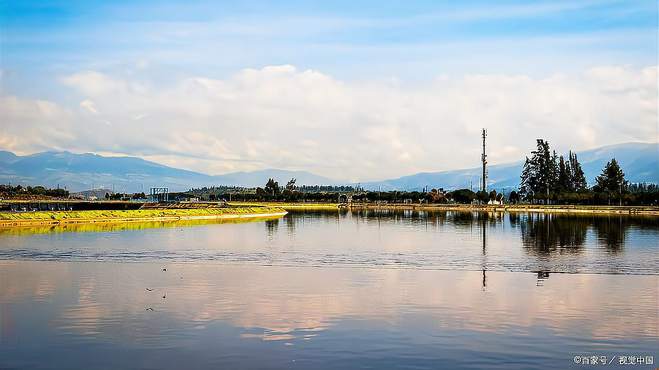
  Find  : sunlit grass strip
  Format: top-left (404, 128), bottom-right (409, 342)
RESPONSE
top-left (0, 215), bottom-right (284, 235)
top-left (0, 206), bottom-right (286, 226)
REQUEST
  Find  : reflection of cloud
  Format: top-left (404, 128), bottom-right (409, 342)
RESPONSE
top-left (1, 261), bottom-right (656, 344)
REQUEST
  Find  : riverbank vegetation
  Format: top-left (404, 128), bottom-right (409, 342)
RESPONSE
top-left (0, 184), bottom-right (69, 199)
top-left (517, 139), bottom-right (658, 205)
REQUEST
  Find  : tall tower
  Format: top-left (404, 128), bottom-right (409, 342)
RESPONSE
top-left (481, 128), bottom-right (487, 192)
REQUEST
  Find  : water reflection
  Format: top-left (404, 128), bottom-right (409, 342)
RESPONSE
top-left (0, 210), bottom-right (657, 274)
top-left (265, 218), bottom-right (280, 240)
top-left (0, 261), bottom-right (656, 370)
top-left (515, 214), bottom-right (588, 254)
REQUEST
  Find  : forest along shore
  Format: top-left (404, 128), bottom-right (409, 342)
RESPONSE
top-left (0, 206), bottom-right (287, 227)
top-left (230, 202), bottom-right (659, 216)
top-left (345, 203), bottom-right (659, 215)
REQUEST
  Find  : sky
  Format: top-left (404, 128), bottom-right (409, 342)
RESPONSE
top-left (0, 0), bottom-right (657, 181)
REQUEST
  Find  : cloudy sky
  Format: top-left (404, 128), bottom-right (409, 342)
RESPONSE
top-left (1, 0), bottom-right (657, 181)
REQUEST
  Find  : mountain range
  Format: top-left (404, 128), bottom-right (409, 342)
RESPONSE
top-left (0, 142), bottom-right (656, 192)
top-left (0, 151), bottom-right (335, 192)
top-left (363, 142), bottom-right (659, 191)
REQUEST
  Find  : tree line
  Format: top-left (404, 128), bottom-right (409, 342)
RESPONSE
top-left (225, 139), bottom-right (658, 206)
top-left (516, 139), bottom-right (656, 205)
top-left (0, 184), bottom-right (69, 199)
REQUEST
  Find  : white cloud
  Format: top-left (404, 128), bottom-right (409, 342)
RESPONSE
top-left (0, 95), bottom-right (76, 153)
top-left (80, 99), bottom-right (99, 114)
top-left (1, 65), bottom-right (657, 181)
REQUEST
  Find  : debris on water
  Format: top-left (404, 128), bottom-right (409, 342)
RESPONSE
top-left (145, 307), bottom-right (154, 311)
top-left (162, 294), bottom-right (166, 299)
top-left (146, 288), bottom-right (153, 291)
top-left (162, 268), bottom-right (167, 271)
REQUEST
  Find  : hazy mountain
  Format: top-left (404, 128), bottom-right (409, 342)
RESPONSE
top-left (0, 142), bottom-right (656, 193)
top-left (363, 142), bottom-right (658, 191)
top-left (0, 151), bottom-right (336, 192)
top-left (215, 169), bottom-right (337, 188)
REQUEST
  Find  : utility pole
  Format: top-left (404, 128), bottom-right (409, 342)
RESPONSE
top-left (481, 128), bottom-right (487, 193)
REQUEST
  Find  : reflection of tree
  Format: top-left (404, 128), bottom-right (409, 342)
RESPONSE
top-left (448, 211), bottom-right (475, 226)
top-left (284, 214), bottom-right (296, 236)
top-left (593, 216), bottom-right (627, 251)
top-left (519, 214), bottom-right (588, 254)
top-left (265, 219), bottom-right (279, 239)
top-left (514, 213), bottom-right (659, 255)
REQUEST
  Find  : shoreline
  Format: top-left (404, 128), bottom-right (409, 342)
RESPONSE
top-left (0, 207), bottom-right (287, 227)
top-left (346, 203), bottom-right (659, 215)
top-left (231, 202), bottom-right (659, 216)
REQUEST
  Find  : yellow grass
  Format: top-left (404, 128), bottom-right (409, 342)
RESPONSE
top-left (0, 215), bottom-right (284, 235)
top-left (0, 206), bottom-right (287, 227)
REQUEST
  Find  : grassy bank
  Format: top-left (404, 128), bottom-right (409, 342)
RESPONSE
top-left (0, 206), bottom-right (287, 227)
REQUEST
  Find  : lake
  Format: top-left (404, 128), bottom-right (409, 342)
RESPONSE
top-left (1, 210), bottom-right (657, 369)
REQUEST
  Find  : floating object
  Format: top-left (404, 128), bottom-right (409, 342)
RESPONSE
top-left (145, 288), bottom-right (153, 291)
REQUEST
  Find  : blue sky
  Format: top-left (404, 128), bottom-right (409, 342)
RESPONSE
top-left (0, 1), bottom-right (657, 180)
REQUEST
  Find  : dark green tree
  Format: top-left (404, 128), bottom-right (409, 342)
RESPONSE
top-left (557, 155), bottom-right (571, 193)
top-left (568, 151), bottom-right (587, 191)
top-left (285, 178), bottom-right (297, 191)
top-left (595, 158), bottom-right (627, 204)
top-left (508, 190), bottom-right (519, 204)
top-left (476, 190), bottom-right (489, 204)
top-left (264, 178), bottom-right (280, 196)
top-left (519, 139), bottom-right (556, 202)
top-left (519, 156), bottom-right (536, 199)
top-left (450, 189), bottom-right (476, 204)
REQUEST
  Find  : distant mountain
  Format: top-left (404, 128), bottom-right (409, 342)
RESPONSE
top-left (1, 142), bottom-right (656, 193)
top-left (363, 142), bottom-right (658, 191)
top-left (0, 151), bottom-right (337, 192)
top-left (216, 169), bottom-right (337, 188)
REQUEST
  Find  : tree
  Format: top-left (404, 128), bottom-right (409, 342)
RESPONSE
top-left (476, 190), bottom-right (489, 204)
top-left (285, 178), bottom-right (297, 191)
top-left (568, 151), bottom-right (587, 191)
top-left (520, 156), bottom-right (536, 200)
top-left (519, 139), bottom-right (556, 202)
top-left (488, 190), bottom-right (497, 202)
top-left (557, 155), bottom-right (571, 193)
top-left (508, 190), bottom-right (519, 204)
top-left (264, 178), bottom-right (280, 196)
top-left (450, 189), bottom-right (476, 204)
top-left (595, 158), bottom-right (627, 204)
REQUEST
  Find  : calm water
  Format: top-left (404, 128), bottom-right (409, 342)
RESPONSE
top-left (1, 210), bottom-right (658, 369)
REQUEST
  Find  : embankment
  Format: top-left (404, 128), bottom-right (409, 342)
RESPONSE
top-left (0, 206), bottom-right (287, 227)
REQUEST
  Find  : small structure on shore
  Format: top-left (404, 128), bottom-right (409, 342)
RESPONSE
top-left (149, 187), bottom-right (169, 203)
